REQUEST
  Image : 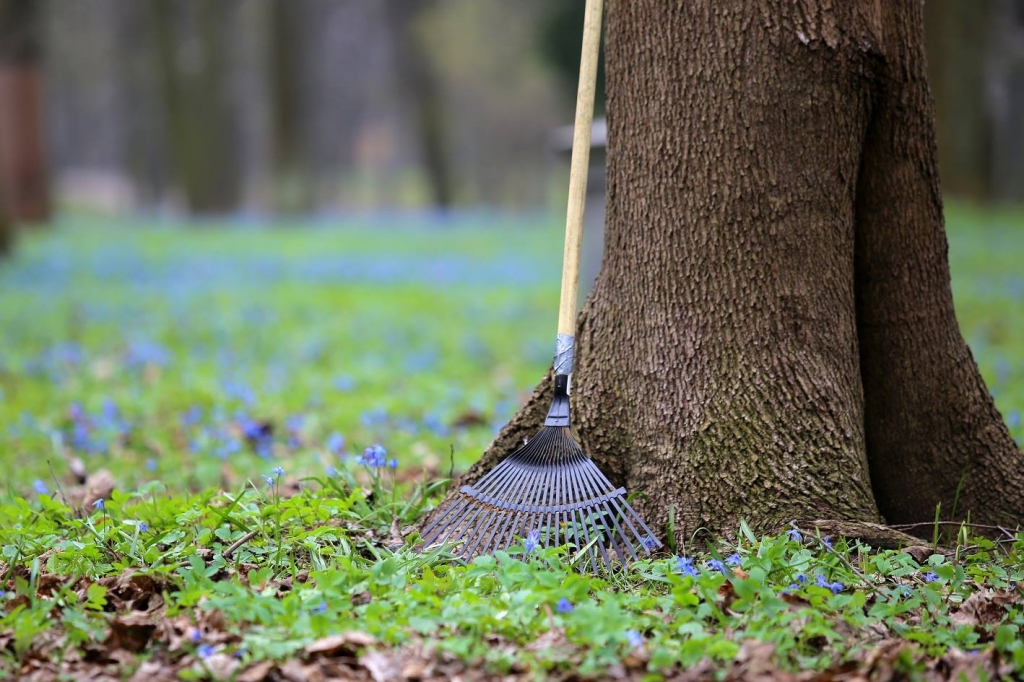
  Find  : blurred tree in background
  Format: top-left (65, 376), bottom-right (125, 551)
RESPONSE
top-left (538, 0), bottom-right (605, 114)
top-left (0, 0), bottom-right (49, 229)
top-left (927, 0), bottom-right (1024, 203)
top-left (42, 0), bottom-right (561, 216)
top-left (0, 0), bottom-right (1015, 228)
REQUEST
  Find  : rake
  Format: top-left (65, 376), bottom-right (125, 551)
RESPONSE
top-left (420, 0), bottom-right (661, 572)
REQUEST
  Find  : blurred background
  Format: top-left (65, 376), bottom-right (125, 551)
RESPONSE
top-left (0, 0), bottom-right (1022, 238)
top-left (0, 0), bottom-right (590, 236)
top-left (0, 1), bottom-right (1021, 494)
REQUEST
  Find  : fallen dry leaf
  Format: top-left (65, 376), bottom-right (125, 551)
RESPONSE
top-left (305, 632), bottom-right (376, 658)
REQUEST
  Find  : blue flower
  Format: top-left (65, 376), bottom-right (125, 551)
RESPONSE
top-left (822, 535), bottom-right (834, 549)
top-left (706, 558), bottom-right (726, 573)
top-left (32, 479), bottom-right (48, 495)
top-left (642, 535), bottom-right (659, 551)
top-left (523, 529), bottom-right (540, 554)
top-left (787, 528), bottom-right (802, 542)
top-left (312, 601), bottom-right (327, 615)
top-left (725, 553), bottom-right (741, 566)
top-left (387, 458), bottom-right (398, 469)
top-left (181, 406), bottom-right (203, 428)
top-left (625, 630), bottom-right (643, 648)
top-left (197, 643), bottom-right (215, 658)
top-left (357, 443), bottom-right (387, 468)
top-left (815, 574), bottom-right (844, 593)
top-left (190, 628), bottom-right (202, 643)
top-left (326, 466), bottom-right (338, 477)
top-left (139, 521), bottom-right (149, 533)
top-left (146, 458), bottom-right (157, 472)
top-left (92, 498), bottom-right (104, 511)
top-left (263, 475), bottom-right (275, 487)
top-left (923, 570), bottom-right (938, 583)
top-left (675, 556), bottom-right (699, 577)
top-left (796, 573), bottom-right (807, 584)
top-left (326, 432), bottom-right (345, 454)
top-left (271, 466), bottom-right (285, 478)
top-left (555, 597), bottom-right (573, 613)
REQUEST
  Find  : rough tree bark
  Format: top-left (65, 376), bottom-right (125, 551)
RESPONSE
top-left (436, 0), bottom-right (1024, 545)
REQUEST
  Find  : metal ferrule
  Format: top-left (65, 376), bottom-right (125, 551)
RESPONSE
top-left (554, 333), bottom-right (575, 376)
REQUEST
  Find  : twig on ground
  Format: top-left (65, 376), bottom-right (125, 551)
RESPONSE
top-left (889, 520), bottom-right (1020, 543)
top-left (223, 529), bottom-right (259, 559)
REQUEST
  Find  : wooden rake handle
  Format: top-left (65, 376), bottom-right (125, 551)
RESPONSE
top-left (557, 0), bottom-right (603, 338)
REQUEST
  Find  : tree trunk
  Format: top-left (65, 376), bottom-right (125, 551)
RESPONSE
top-left (0, 0), bottom-right (49, 225)
top-left (384, 0), bottom-right (454, 208)
top-left (0, 192), bottom-right (12, 256)
top-left (153, 0), bottom-right (240, 214)
top-left (269, 0), bottom-right (312, 214)
top-left (438, 0), bottom-right (1024, 545)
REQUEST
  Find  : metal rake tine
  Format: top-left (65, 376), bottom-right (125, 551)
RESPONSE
top-left (464, 504), bottom-right (502, 558)
top-left (539, 435), bottom-right (562, 549)
top-left (567, 459), bottom-right (606, 569)
top-left (480, 456), bottom-right (542, 554)
top-left (420, 496), bottom-right (472, 546)
top-left (501, 430), bottom-right (565, 552)
top-left (575, 460), bottom-right (642, 561)
top-left (552, 443), bottom-right (569, 549)
top-left (534, 427), bottom-right (563, 550)
top-left (566, 456), bottom-right (613, 568)
top-left (608, 494), bottom-right (657, 554)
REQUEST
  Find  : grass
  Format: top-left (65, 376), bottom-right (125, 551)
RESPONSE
top-left (0, 206), bottom-right (1023, 680)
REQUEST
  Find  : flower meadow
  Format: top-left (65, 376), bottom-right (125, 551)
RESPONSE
top-left (0, 208), bottom-right (1023, 680)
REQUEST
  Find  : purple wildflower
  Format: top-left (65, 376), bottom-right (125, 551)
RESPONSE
top-left (923, 571), bottom-right (939, 583)
top-left (787, 528), bottom-right (803, 543)
top-left (32, 479), bottom-right (48, 495)
top-left (524, 529), bottom-right (540, 554)
top-left (92, 498), bottom-right (104, 511)
top-left (197, 643), bottom-right (215, 658)
top-left (555, 597), bottom-right (574, 613)
top-left (706, 558), bottom-right (727, 573)
top-left (675, 556), bottom-right (699, 577)
top-left (326, 432), bottom-right (345, 454)
top-left (357, 443), bottom-right (387, 468)
top-left (725, 553), bottom-right (741, 566)
top-left (625, 630), bottom-right (643, 648)
top-left (387, 458), bottom-right (398, 469)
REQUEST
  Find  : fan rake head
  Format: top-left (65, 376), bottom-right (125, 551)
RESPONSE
top-left (419, 423), bottom-right (661, 572)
